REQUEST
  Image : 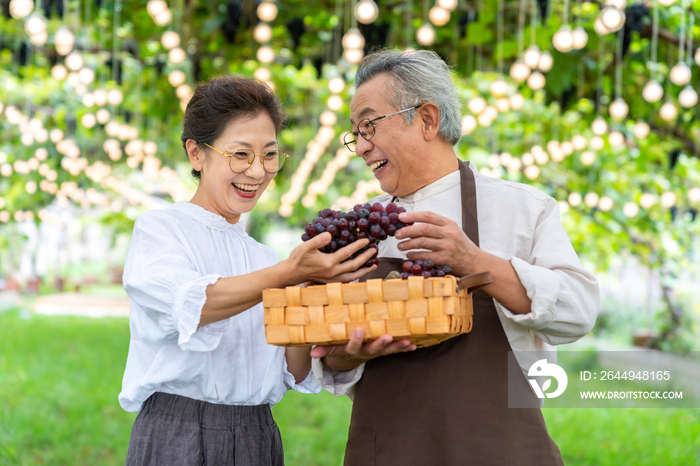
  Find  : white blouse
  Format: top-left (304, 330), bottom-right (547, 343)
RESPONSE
top-left (313, 162), bottom-right (600, 395)
top-left (119, 201), bottom-right (319, 413)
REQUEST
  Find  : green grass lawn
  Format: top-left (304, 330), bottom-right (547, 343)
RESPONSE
top-left (0, 309), bottom-right (698, 465)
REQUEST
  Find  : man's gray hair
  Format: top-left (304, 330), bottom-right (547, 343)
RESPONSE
top-left (355, 49), bottom-right (462, 146)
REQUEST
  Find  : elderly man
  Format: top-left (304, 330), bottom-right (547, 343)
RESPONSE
top-left (310, 49), bottom-right (599, 465)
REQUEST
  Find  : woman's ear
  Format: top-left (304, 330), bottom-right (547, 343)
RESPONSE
top-left (186, 139), bottom-right (206, 172)
top-left (419, 103), bottom-right (441, 141)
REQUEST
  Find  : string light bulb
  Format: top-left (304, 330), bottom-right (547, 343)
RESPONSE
top-left (343, 48), bottom-right (364, 64)
top-left (527, 71), bottom-right (545, 90)
top-left (168, 70), bottom-right (186, 87)
top-left (490, 79), bottom-right (508, 98)
top-left (552, 26), bottom-right (574, 53)
top-left (523, 45), bottom-right (541, 69)
top-left (538, 51), bottom-right (553, 72)
top-left (572, 26), bottom-right (588, 49)
top-left (146, 0), bottom-right (167, 17)
top-left (429, 6), bottom-right (450, 26)
top-left (54, 27), bottom-right (74, 55)
top-left (608, 131), bottom-right (625, 147)
top-left (659, 102), bottom-right (678, 121)
top-left (669, 62), bottom-right (691, 86)
top-left (658, 0), bottom-right (676, 5)
top-left (257, 2), bottom-right (278, 21)
top-left (633, 121), bottom-right (650, 139)
top-left (253, 23), bottom-right (272, 43)
top-left (468, 96), bottom-right (486, 114)
top-left (609, 98), bottom-right (629, 120)
top-left (571, 135), bottom-right (587, 150)
top-left (601, 6), bottom-right (625, 33)
top-left (25, 14), bottom-right (46, 35)
top-left (594, 17), bottom-right (610, 35)
top-left (416, 24), bottom-right (436, 46)
top-left (584, 192), bottom-right (600, 208)
top-left (590, 136), bottom-right (605, 150)
top-left (461, 115), bottom-right (477, 135)
top-left (154, 9), bottom-right (172, 26)
top-left (688, 187), bottom-right (700, 203)
top-left (169, 47), bottom-right (186, 63)
top-left (642, 80), bottom-right (663, 103)
top-left (342, 28), bottom-right (365, 50)
top-left (438, 0), bottom-right (458, 11)
top-left (65, 52), bottom-right (83, 71)
top-left (510, 61), bottom-right (530, 82)
top-left (9, 0), bottom-right (34, 19)
top-left (640, 193), bottom-right (655, 208)
top-left (509, 93), bottom-right (525, 110)
top-left (51, 64), bottom-right (67, 80)
top-left (679, 86), bottom-right (698, 108)
top-left (354, 0), bottom-right (379, 24)
top-left (598, 196), bottom-right (613, 211)
top-left (328, 77), bottom-right (345, 94)
top-left (591, 117), bottom-right (608, 135)
top-left (161, 31), bottom-right (180, 50)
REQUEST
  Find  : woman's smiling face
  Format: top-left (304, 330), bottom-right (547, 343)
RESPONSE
top-left (191, 112), bottom-right (278, 224)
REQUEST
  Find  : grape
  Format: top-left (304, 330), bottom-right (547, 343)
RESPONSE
top-left (357, 218), bottom-right (369, 231)
top-left (442, 265), bottom-right (452, 275)
top-left (337, 239), bottom-right (348, 248)
top-left (353, 204), bottom-right (363, 213)
top-left (301, 233), bottom-right (310, 242)
top-left (359, 208), bottom-right (370, 219)
top-left (340, 230), bottom-right (351, 241)
top-left (369, 224), bottom-right (382, 238)
top-left (388, 212), bottom-right (399, 224)
top-left (321, 218), bottom-right (332, 228)
top-left (421, 271), bottom-right (432, 278)
top-left (386, 270), bottom-right (402, 280)
top-left (337, 218), bottom-right (349, 230)
top-left (378, 230), bottom-right (388, 241)
top-left (391, 259), bottom-right (453, 279)
top-left (434, 269), bottom-right (446, 277)
top-left (316, 224), bottom-right (326, 235)
top-left (313, 217), bottom-right (323, 224)
top-left (356, 231), bottom-right (368, 240)
top-left (396, 207), bottom-right (406, 214)
top-left (305, 223), bottom-right (316, 237)
top-left (385, 202), bottom-right (397, 214)
top-left (363, 203), bottom-right (372, 210)
top-left (385, 224), bottom-right (397, 236)
top-left (348, 220), bottom-right (357, 231)
top-left (326, 225), bottom-right (338, 236)
top-left (411, 263), bottom-right (422, 275)
top-left (422, 259), bottom-right (434, 271)
top-left (402, 261), bottom-right (414, 273)
top-left (346, 211), bottom-right (358, 222)
top-left (368, 211), bottom-right (380, 224)
top-left (328, 240), bottom-right (338, 252)
top-left (371, 202), bottom-right (384, 213)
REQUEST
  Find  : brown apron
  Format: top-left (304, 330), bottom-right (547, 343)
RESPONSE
top-left (344, 161), bottom-right (564, 466)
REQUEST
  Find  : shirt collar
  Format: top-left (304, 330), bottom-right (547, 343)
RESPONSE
top-left (172, 201), bottom-right (247, 234)
top-left (396, 169), bottom-right (461, 203)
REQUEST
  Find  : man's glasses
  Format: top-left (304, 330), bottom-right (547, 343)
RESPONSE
top-left (343, 103), bottom-right (424, 153)
top-left (203, 143), bottom-right (289, 174)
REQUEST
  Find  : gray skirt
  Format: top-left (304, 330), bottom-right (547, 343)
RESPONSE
top-left (125, 392), bottom-right (284, 466)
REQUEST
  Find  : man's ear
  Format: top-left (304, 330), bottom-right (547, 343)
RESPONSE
top-left (418, 103), bottom-right (441, 141)
top-left (185, 139), bottom-right (206, 172)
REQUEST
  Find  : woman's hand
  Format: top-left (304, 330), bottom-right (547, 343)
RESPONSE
top-left (282, 232), bottom-right (377, 284)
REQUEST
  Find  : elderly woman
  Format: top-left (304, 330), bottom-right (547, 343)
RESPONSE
top-left (119, 75), bottom-right (376, 465)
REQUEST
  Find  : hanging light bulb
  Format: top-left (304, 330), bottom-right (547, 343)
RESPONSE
top-left (527, 71), bottom-right (545, 90)
top-left (154, 9), bottom-right (172, 26)
top-left (78, 68), bottom-right (95, 85)
top-left (606, 0), bottom-right (627, 9)
top-left (495, 98), bottom-right (510, 112)
top-left (658, 0), bottom-right (676, 5)
top-left (569, 192), bottom-right (582, 206)
top-left (523, 45), bottom-right (541, 69)
top-left (660, 191), bottom-right (676, 208)
top-left (146, 0), bottom-right (167, 17)
top-left (594, 17), bottom-right (610, 35)
top-left (253, 23), bottom-right (272, 44)
top-left (343, 48), bottom-right (364, 64)
top-left (168, 70), bottom-right (186, 87)
top-left (633, 121), bottom-right (650, 139)
top-left (65, 52), bottom-right (83, 71)
top-left (642, 80), bottom-right (663, 103)
top-left (416, 24), bottom-right (436, 46)
top-left (437, 0), bottom-right (458, 11)
top-left (490, 79), bottom-right (508, 98)
top-left (54, 27), bottom-right (74, 55)
top-left (608, 131), bottom-right (624, 147)
top-left (169, 47), bottom-right (186, 63)
top-left (590, 135), bottom-right (605, 150)
top-left (572, 26), bottom-right (588, 49)
top-left (429, 6), bottom-right (450, 26)
top-left (538, 51), bottom-right (553, 72)
top-left (107, 89), bottom-right (123, 105)
top-left (669, 62), bottom-right (691, 86)
top-left (688, 187), bottom-right (700, 203)
top-left (467, 96), bottom-right (486, 114)
top-left (82, 93), bottom-right (95, 107)
top-left (477, 113), bottom-right (493, 127)
top-left (342, 28), bottom-right (365, 50)
top-left (81, 113), bottom-right (96, 128)
top-left (601, 7), bottom-right (625, 33)
top-left (354, 0), bottom-right (379, 24)
top-left (553, 26), bottom-right (574, 53)
top-left (584, 192), bottom-right (600, 208)
top-left (93, 89), bottom-right (107, 106)
top-left (328, 77), bottom-right (345, 94)
top-left (598, 196), bottom-right (613, 211)
top-left (257, 2), bottom-right (278, 22)
top-left (483, 106), bottom-right (498, 121)
top-left (580, 151), bottom-right (596, 165)
top-left (609, 98), bottom-right (629, 120)
top-left (510, 61), bottom-right (531, 82)
top-left (659, 102), bottom-right (678, 121)
top-left (679, 86), bottom-right (699, 108)
top-left (461, 115), bottom-right (477, 135)
top-left (320, 111), bottom-right (337, 126)
top-left (29, 31), bottom-right (47, 45)
top-left (51, 64), bottom-right (67, 80)
top-left (176, 84), bottom-right (192, 100)
top-left (640, 193), bottom-right (655, 208)
top-left (570, 135), bottom-right (586, 150)
top-left (560, 141), bottom-right (574, 156)
top-left (509, 93), bottom-right (525, 110)
top-left (161, 31), bottom-right (180, 50)
top-left (254, 67), bottom-right (271, 81)
top-left (591, 117), bottom-right (608, 135)
top-left (257, 46), bottom-right (274, 64)
top-left (327, 95), bottom-right (344, 111)
top-left (96, 108), bottom-right (110, 124)
top-left (9, 0), bottom-right (34, 19)
top-left (25, 14), bottom-right (46, 35)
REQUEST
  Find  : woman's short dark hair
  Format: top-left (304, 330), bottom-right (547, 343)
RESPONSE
top-left (181, 75), bottom-right (286, 179)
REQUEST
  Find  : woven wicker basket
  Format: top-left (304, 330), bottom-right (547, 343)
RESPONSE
top-left (263, 271), bottom-right (492, 349)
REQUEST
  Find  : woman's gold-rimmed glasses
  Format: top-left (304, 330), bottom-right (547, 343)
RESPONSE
top-left (203, 143), bottom-right (289, 174)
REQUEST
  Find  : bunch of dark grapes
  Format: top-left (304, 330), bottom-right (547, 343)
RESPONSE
top-left (393, 259), bottom-right (452, 279)
top-left (301, 202), bottom-right (411, 268)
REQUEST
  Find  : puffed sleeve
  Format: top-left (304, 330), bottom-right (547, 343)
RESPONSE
top-left (123, 213), bottom-right (227, 351)
top-left (496, 196), bottom-right (600, 345)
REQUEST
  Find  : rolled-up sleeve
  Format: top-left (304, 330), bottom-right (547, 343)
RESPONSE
top-left (123, 214), bottom-right (227, 351)
top-left (311, 357), bottom-right (365, 398)
top-left (496, 197), bottom-right (599, 345)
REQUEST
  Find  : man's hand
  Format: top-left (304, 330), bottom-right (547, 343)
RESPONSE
top-left (310, 328), bottom-right (417, 371)
top-left (395, 211), bottom-right (482, 277)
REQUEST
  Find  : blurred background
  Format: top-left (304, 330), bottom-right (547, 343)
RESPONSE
top-left (0, 0), bottom-right (699, 464)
